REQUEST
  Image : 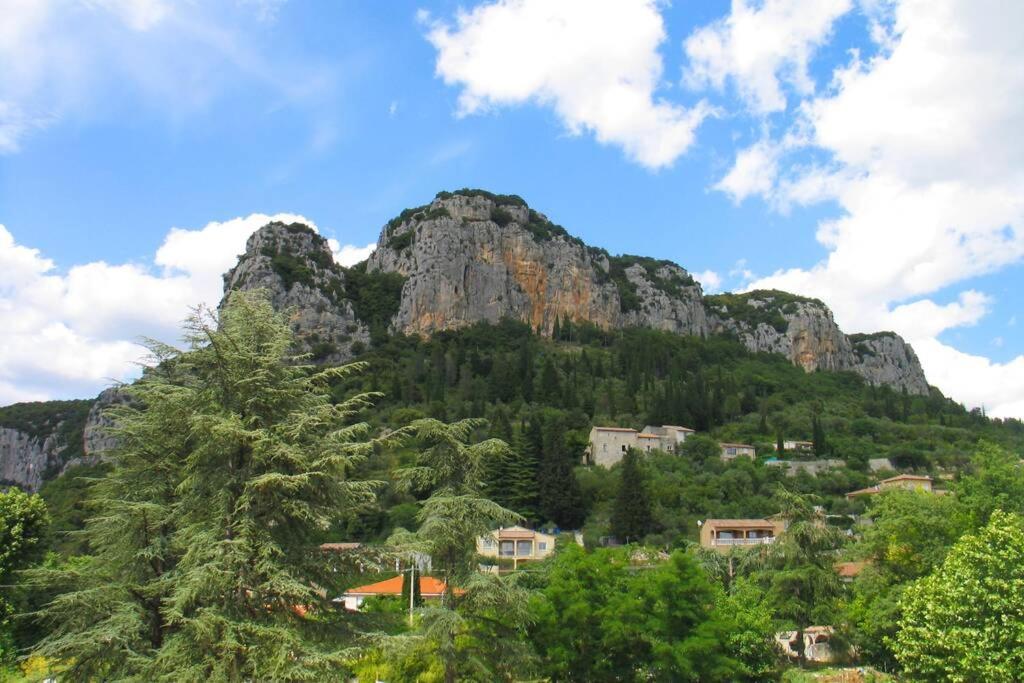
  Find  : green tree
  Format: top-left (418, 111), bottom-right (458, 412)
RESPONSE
top-left (610, 449), bottom-right (653, 542)
top-left (32, 291), bottom-right (383, 681)
top-left (843, 489), bottom-right (968, 669)
top-left (388, 418), bottom-right (534, 683)
top-left (811, 413), bottom-right (828, 457)
top-left (529, 545), bottom-right (745, 681)
top-left (894, 510), bottom-right (1024, 679)
top-left (537, 417), bottom-right (586, 529)
top-left (0, 488), bottom-right (49, 664)
top-left (760, 490), bottom-right (844, 667)
top-left (956, 441), bottom-right (1024, 527)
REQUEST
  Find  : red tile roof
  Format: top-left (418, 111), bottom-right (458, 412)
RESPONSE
top-left (835, 561), bottom-right (869, 578)
top-left (881, 474), bottom-right (932, 483)
top-left (345, 575), bottom-right (452, 597)
top-left (704, 518), bottom-right (777, 529)
top-left (320, 542), bottom-right (361, 552)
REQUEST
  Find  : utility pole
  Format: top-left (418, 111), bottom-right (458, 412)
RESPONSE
top-left (408, 561), bottom-right (416, 627)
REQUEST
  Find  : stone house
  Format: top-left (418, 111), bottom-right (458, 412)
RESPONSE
top-left (766, 458), bottom-right (845, 476)
top-left (587, 427), bottom-right (639, 467)
top-left (776, 439), bottom-right (814, 453)
top-left (642, 425), bottom-right (695, 452)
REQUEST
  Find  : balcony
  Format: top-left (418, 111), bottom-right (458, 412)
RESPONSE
top-left (711, 536), bottom-right (775, 546)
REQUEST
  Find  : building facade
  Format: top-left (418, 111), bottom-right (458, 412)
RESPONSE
top-left (588, 425), bottom-right (697, 466)
top-left (720, 442), bottom-right (756, 461)
top-left (477, 526), bottom-right (557, 572)
top-left (699, 518), bottom-right (787, 551)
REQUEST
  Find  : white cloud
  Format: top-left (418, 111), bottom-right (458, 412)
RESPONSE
top-left (0, 212), bottom-right (364, 403)
top-left (713, 0), bottom-right (1024, 415)
top-left (714, 138), bottom-right (782, 203)
top-left (914, 339), bottom-right (1024, 419)
top-left (423, 0), bottom-right (712, 169)
top-left (328, 240), bottom-right (375, 267)
top-left (684, 0), bottom-right (853, 113)
top-left (694, 269), bottom-right (722, 293)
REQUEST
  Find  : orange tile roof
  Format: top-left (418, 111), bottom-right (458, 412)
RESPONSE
top-left (637, 433), bottom-right (661, 439)
top-left (345, 575), bottom-right (451, 597)
top-left (720, 442), bottom-right (755, 448)
top-left (846, 485), bottom-right (881, 497)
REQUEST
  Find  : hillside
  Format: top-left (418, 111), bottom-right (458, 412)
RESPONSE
top-left (0, 189), bottom-right (998, 495)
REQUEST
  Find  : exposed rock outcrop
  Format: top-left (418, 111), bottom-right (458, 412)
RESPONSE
top-left (218, 189), bottom-right (929, 394)
top-left (366, 192), bottom-right (707, 337)
top-left (0, 427), bottom-right (64, 492)
top-left (849, 332), bottom-right (930, 395)
top-left (222, 222), bottom-right (370, 363)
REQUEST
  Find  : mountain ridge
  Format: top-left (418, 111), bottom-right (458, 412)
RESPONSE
top-left (227, 188), bottom-right (929, 395)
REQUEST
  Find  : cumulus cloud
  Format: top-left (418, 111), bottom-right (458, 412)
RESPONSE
top-left (328, 241), bottom-right (376, 267)
top-left (694, 269), bottom-right (722, 293)
top-left (719, 0), bottom-right (1024, 414)
top-left (423, 0), bottom-right (712, 169)
top-left (684, 0), bottom-right (852, 113)
top-left (0, 212), bottom-right (367, 403)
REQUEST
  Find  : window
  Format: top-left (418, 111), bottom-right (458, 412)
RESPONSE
top-left (602, 443), bottom-right (607, 452)
top-left (538, 542), bottom-right (547, 551)
top-left (481, 538), bottom-right (494, 550)
top-left (499, 541), bottom-right (515, 557)
top-left (516, 540), bottom-right (532, 556)
top-left (622, 444), bottom-right (627, 452)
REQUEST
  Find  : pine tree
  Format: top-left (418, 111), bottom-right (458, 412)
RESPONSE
top-left (31, 292), bottom-right (383, 681)
top-left (538, 356), bottom-right (561, 403)
top-left (610, 449), bottom-right (653, 543)
top-left (388, 419), bottom-right (534, 682)
top-left (551, 315), bottom-right (561, 342)
top-left (812, 413), bottom-right (829, 456)
top-left (537, 418), bottom-right (586, 529)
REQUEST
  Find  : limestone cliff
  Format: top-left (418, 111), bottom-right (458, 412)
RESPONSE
top-left (0, 398), bottom-right (97, 491)
top-left (218, 189), bottom-right (929, 394)
top-left (222, 222), bottom-right (370, 363)
top-left (366, 191), bottom-right (707, 337)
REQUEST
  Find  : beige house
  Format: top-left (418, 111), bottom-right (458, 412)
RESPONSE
top-left (587, 427), bottom-right (638, 467)
top-left (846, 474), bottom-right (935, 499)
top-left (642, 425), bottom-right (695, 452)
top-left (477, 526), bottom-right (557, 572)
top-left (699, 518), bottom-right (787, 551)
top-left (720, 442), bottom-right (756, 461)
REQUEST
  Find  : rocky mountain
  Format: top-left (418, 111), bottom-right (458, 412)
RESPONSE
top-left (223, 188), bottom-right (928, 395)
top-left (0, 189), bottom-right (930, 492)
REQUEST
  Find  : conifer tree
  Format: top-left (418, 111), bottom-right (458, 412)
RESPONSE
top-left (610, 449), bottom-right (653, 543)
top-left (538, 356), bottom-right (562, 404)
top-left (387, 419), bottom-right (534, 682)
top-left (537, 418), bottom-right (586, 529)
top-left (31, 291), bottom-right (383, 681)
top-left (812, 413), bottom-right (829, 456)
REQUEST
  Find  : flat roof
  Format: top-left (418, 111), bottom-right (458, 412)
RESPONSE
top-left (593, 427), bottom-right (637, 433)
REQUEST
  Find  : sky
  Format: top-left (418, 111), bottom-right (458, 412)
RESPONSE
top-left (0, 0), bottom-right (1022, 417)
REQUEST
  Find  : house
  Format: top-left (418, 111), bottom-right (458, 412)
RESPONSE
top-left (720, 442), bottom-right (756, 461)
top-left (636, 432), bottom-right (662, 453)
top-left (846, 474), bottom-right (936, 499)
top-left (775, 626), bottom-right (837, 663)
top-left (477, 526), bottom-right (557, 572)
top-left (699, 518), bottom-right (787, 551)
top-left (587, 427), bottom-right (638, 467)
top-left (336, 575), bottom-right (452, 611)
top-left (588, 425), bottom-right (697, 466)
top-left (642, 425), bottom-right (695, 452)
top-left (776, 440), bottom-right (814, 453)
top-left (766, 459), bottom-right (845, 477)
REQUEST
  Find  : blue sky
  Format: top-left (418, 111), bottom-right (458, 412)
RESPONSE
top-left (1, 0), bottom-right (1022, 416)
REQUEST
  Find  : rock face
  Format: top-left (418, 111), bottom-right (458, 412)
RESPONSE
top-left (222, 222), bottom-right (370, 363)
top-left (849, 332), bottom-right (930, 395)
top-left (366, 192), bottom-right (707, 337)
top-left (219, 190), bottom-right (929, 394)
top-left (0, 427), bottom-right (64, 492)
